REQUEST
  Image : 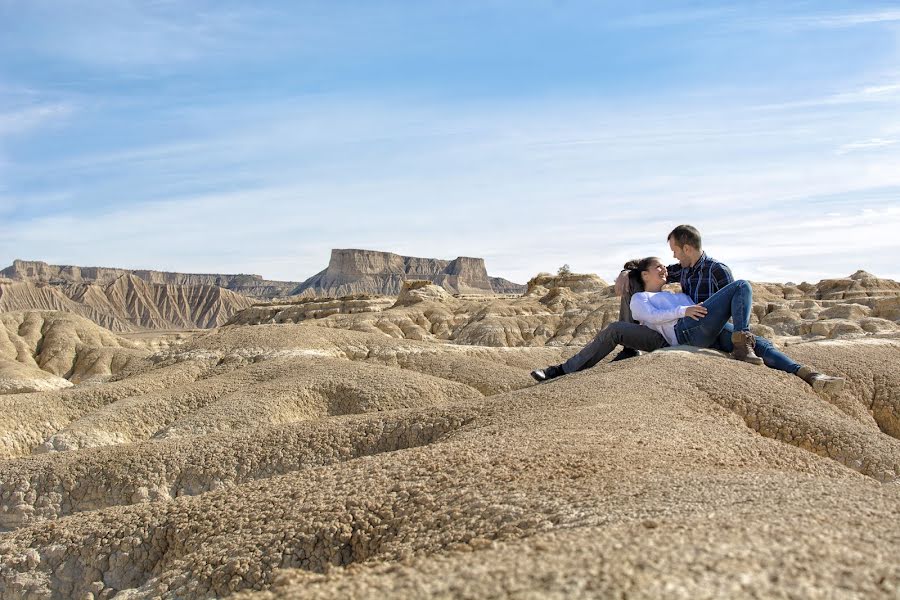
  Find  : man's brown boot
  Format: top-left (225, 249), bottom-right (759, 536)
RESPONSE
top-left (730, 331), bottom-right (764, 365)
top-left (797, 366), bottom-right (845, 394)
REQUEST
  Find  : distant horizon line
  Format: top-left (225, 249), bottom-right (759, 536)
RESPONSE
top-left (1, 256), bottom-right (884, 288)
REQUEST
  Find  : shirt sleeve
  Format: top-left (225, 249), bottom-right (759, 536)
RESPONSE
top-left (712, 262), bottom-right (734, 289)
top-left (666, 263), bottom-right (682, 283)
top-left (630, 293), bottom-right (688, 324)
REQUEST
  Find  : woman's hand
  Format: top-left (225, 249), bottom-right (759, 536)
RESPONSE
top-left (684, 305), bottom-right (708, 320)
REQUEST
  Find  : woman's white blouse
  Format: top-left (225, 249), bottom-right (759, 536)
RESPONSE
top-left (629, 291), bottom-right (695, 346)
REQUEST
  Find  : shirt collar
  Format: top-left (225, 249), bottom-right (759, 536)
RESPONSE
top-left (690, 252), bottom-right (708, 271)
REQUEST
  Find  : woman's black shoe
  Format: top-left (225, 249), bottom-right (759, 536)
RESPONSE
top-left (530, 365), bottom-right (564, 382)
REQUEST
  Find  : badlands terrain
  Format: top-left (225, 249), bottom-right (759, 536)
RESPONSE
top-left (1, 266), bottom-right (899, 598)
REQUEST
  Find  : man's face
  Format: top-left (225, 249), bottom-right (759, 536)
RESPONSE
top-left (668, 238), bottom-right (690, 267)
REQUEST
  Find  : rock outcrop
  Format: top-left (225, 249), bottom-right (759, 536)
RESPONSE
top-left (0, 272), bottom-right (255, 331)
top-left (2, 259), bottom-right (299, 299)
top-left (0, 311), bottom-right (149, 394)
top-left (1, 318), bottom-right (899, 599)
top-left (291, 249), bottom-right (524, 297)
top-left (228, 271), bottom-right (900, 348)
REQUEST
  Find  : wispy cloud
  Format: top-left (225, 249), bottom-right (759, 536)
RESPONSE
top-left (0, 104), bottom-right (73, 137)
top-left (802, 9), bottom-right (900, 28)
top-left (0, 0), bottom-right (261, 69)
top-left (753, 80), bottom-right (900, 111)
top-left (836, 138), bottom-right (897, 154)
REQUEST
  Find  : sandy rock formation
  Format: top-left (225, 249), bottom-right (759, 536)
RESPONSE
top-left (2, 272), bottom-right (900, 599)
top-left (392, 281), bottom-right (453, 306)
top-left (1, 272), bottom-right (254, 331)
top-left (291, 249), bottom-right (523, 297)
top-left (265, 271), bottom-right (900, 347)
top-left (0, 359), bottom-right (73, 394)
top-left (0, 311), bottom-right (148, 394)
top-left (226, 296), bottom-right (395, 327)
top-left (2, 259), bottom-right (298, 299)
top-left (0, 320), bottom-right (898, 598)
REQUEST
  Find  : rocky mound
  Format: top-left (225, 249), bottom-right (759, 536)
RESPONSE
top-left (291, 249), bottom-right (524, 297)
top-left (0, 311), bottom-right (149, 394)
top-left (226, 296), bottom-right (396, 327)
top-left (227, 271), bottom-right (900, 348)
top-left (0, 318), bottom-right (898, 598)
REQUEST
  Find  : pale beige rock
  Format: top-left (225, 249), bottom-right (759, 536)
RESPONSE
top-left (2, 259), bottom-right (297, 298)
top-left (0, 312), bottom-right (148, 394)
top-left (2, 272), bottom-right (900, 600)
top-left (293, 250), bottom-right (523, 297)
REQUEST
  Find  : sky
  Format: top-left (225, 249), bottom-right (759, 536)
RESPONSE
top-left (1, 0), bottom-right (899, 285)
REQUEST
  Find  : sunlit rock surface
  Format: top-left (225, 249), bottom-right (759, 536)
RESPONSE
top-left (1, 271), bottom-right (899, 599)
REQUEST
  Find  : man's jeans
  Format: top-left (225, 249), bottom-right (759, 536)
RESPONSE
top-left (561, 321), bottom-right (668, 374)
top-left (674, 279), bottom-right (800, 374)
top-left (675, 279), bottom-right (753, 347)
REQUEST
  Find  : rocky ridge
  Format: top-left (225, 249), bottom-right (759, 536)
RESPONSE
top-left (291, 249), bottom-right (524, 297)
top-left (2, 260), bottom-right (298, 299)
top-left (229, 271), bottom-right (900, 348)
top-left (0, 273), bottom-right (254, 332)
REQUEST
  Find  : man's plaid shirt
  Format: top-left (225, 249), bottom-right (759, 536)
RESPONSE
top-left (667, 252), bottom-right (734, 304)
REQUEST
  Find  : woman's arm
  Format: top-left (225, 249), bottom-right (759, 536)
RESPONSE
top-left (630, 293), bottom-right (689, 324)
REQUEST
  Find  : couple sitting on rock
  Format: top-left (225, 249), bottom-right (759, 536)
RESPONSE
top-left (531, 224), bottom-right (844, 393)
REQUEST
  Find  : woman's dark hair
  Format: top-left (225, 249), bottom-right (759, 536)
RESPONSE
top-left (628, 257), bottom-right (661, 292)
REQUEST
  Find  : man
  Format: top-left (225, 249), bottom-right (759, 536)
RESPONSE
top-left (532, 224), bottom-right (844, 393)
top-left (609, 226), bottom-right (734, 361)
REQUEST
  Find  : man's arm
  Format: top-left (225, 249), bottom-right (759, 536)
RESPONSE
top-left (711, 262), bottom-right (734, 289)
top-left (666, 263), bottom-right (682, 284)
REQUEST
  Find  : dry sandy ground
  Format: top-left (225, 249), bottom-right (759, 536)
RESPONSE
top-left (1, 319), bottom-right (899, 599)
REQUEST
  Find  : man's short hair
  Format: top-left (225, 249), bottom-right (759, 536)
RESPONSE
top-left (667, 224), bottom-right (702, 249)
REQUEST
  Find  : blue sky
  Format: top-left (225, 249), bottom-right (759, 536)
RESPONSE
top-left (1, 1), bottom-right (899, 284)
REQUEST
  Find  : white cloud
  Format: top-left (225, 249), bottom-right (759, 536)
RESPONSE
top-left (836, 138), bottom-right (897, 154)
top-left (803, 10), bottom-right (900, 28)
top-left (2, 0), bottom-right (261, 69)
top-left (4, 91), bottom-right (900, 284)
top-left (0, 104), bottom-right (73, 137)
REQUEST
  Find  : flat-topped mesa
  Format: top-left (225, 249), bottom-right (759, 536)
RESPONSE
top-left (1, 259), bottom-right (299, 299)
top-left (292, 249), bottom-right (525, 297)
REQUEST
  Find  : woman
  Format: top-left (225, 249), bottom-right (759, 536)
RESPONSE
top-left (627, 256), bottom-right (844, 392)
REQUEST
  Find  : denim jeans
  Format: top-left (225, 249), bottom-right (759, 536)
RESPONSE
top-left (561, 321), bottom-right (668, 374)
top-left (674, 279), bottom-right (752, 348)
top-left (674, 279), bottom-right (800, 374)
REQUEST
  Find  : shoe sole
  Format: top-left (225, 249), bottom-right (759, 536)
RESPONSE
top-left (732, 354), bottom-right (764, 366)
top-left (812, 378), bottom-right (845, 395)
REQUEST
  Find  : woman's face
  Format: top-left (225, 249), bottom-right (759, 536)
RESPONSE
top-left (641, 259), bottom-right (667, 288)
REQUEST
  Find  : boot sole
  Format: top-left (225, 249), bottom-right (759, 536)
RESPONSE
top-left (812, 378), bottom-right (845, 395)
top-left (732, 354), bottom-right (764, 366)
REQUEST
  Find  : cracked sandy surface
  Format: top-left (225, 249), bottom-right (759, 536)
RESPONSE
top-left (1, 284), bottom-right (900, 597)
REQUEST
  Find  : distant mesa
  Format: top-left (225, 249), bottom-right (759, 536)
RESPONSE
top-left (0, 253), bottom-right (524, 331)
top-left (1, 259), bottom-right (297, 299)
top-left (290, 249), bottom-right (524, 297)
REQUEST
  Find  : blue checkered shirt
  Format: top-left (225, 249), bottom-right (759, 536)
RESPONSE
top-left (667, 253), bottom-right (734, 304)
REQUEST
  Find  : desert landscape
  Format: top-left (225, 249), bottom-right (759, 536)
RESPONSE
top-left (1, 254), bottom-right (899, 599)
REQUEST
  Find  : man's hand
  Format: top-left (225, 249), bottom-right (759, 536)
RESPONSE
top-left (684, 305), bottom-right (707, 320)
